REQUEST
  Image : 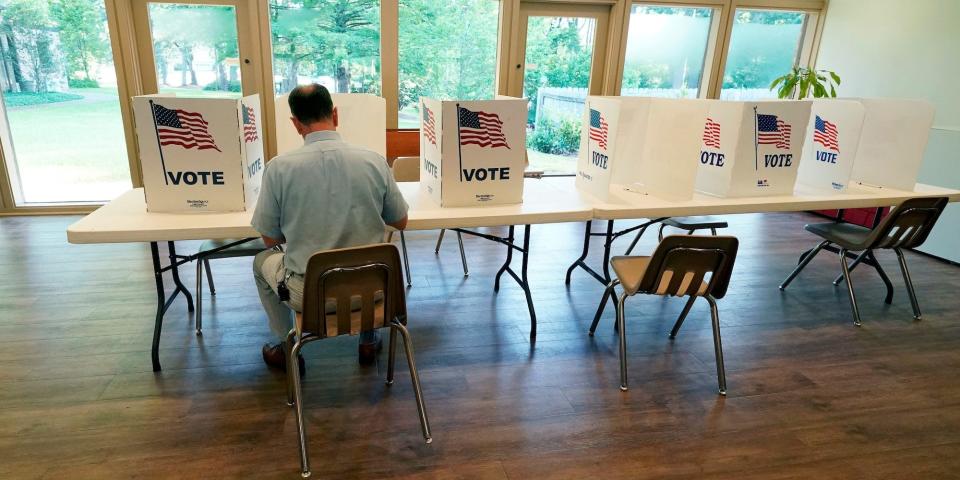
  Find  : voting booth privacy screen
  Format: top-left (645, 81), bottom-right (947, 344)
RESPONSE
top-left (849, 98), bottom-right (935, 191)
top-left (795, 99), bottom-right (866, 193)
top-left (419, 97), bottom-right (526, 207)
top-left (275, 93), bottom-right (386, 157)
top-left (133, 94), bottom-right (264, 213)
top-left (695, 100), bottom-right (811, 197)
top-left (576, 96), bottom-right (708, 202)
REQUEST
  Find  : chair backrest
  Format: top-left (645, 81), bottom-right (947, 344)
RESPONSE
top-left (392, 156), bottom-right (420, 182)
top-left (299, 243), bottom-right (406, 338)
top-left (638, 235), bottom-right (739, 299)
top-left (864, 196), bottom-right (948, 250)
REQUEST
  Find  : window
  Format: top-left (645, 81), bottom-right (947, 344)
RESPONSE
top-left (269, 0), bottom-right (381, 96)
top-left (0, 0), bottom-right (131, 204)
top-left (397, 0), bottom-right (499, 129)
top-left (523, 16), bottom-right (597, 175)
top-left (720, 9), bottom-right (807, 100)
top-left (620, 5), bottom-right (714, 98)
top-left (147, 4), bottom-right (244, 98)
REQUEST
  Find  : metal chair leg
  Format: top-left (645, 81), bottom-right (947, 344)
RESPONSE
top-left (456, 231), bottom-right (469, 276)
top-left (204, 259), bottom-right (216, 295)
top-left (617, 292), bottom-right (629, 392)
top-left (288, 338), bottom-right (311, 478)
top-left (399, 231), bottom-right (412, 287)
top-left (285, 329), bottom-right (297, 406)
top-left (195, 259), bottom-right (203, 335)
top-left (386, 230), bottom-right (394, 243)
top-left (832, 250), bottom-right (868, 286)
top-left (710, 228), bottom-right (717, 235)
top-left (657, 224), bottom-right (667, 242)
top-left (434, 229), bottom-right (445, 254)
top-left (780, 240), bottom-right (829, 290)
top-left (392, 320), bottom-right (432, 443)
top-left (839, 248), bottom-right (863, 326)
top-left (706, 295), bottom-right (727, 396)
top-left (669, 295), bottom-right (697, 339)
top-left (894, 248), bottom-right (922, 320)
top-left (386, 325), bottom-right (398, 385)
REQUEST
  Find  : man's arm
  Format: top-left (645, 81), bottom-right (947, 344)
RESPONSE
top-left (387, 215), bottom-right (408, 231)
top-left (261, 234), bottom-right (285, 249)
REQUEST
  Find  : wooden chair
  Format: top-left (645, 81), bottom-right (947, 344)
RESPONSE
top-left (284, 243), bottom-right (431, 478)
top-left (390, 156), bottom-right (468, 286)
top-left (780, 197), bottom-right (948, 326)
top-left (591, 235), bottom-right (739, 394)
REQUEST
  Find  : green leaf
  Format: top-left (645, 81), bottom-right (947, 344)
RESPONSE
top-left (769, 75), bottom-right (786, 90)
top-left (830, 84), bottom-right (837, 97)
top-left (813, 83), bottom-right (827, 98)
top-left (798, 75), bottom-right (809, 99)
top-left (780, 76), bottom-right (799, 99)
top-left (829, 71), bottom-right (841, 86)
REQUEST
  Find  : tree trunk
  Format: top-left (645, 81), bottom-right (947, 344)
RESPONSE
top-left (216, 61), bottom-right (227, 90)
top-left (336, 62), bottom-right (350, 93)
top-left (283, 58), bottom-right (299, 92)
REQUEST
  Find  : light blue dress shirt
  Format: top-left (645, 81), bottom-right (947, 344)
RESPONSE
top-left (251, 130), bottom-right (408, 275)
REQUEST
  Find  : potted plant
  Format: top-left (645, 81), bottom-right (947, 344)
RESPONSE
top-left (769, 67), bottom-right (841, 99)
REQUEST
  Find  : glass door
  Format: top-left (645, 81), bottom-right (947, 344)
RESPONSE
top-left (0, 0), bottom-right (132, 205)
top-left (510, 3), bottom-right (610, 175)
top-left (132, 0), bottom-right (255, 98)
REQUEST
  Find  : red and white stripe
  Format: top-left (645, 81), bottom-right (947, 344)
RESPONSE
top-left (460, 111), bottom-right (509, 148)
top-left (702, 118), bottom-right (721, 149)
top-left (158, 110), bottom-right (220, 151)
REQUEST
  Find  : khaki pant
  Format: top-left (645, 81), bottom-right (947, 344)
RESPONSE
top-left (253, 248), bottom-right (304, 342)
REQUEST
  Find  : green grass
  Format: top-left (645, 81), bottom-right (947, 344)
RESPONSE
top-left (6, 88), bottom-right (129, 185)
top-left (4, 91), bottom-right (84, 107)
top-left (527, 149), bottom-right (576, 175)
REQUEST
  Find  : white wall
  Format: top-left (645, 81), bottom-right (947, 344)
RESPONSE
top-left (816, 0), bottom-right (960, 262)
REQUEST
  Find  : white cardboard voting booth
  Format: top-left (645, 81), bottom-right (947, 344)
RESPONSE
top-left (133, 94), bottom-right (264, 213)
top-left (795, 99), bottom-right (866, 193)
top-left (419, 97), bottom-right (526, 207)
top-left (575, 96), bottom-right (709, 202)
top-left (849, 98), bottom-right (935, 191)
top-left (695, 100), bottom-right (812, 197)
top-left (275, 93), bottom-right (386, 157)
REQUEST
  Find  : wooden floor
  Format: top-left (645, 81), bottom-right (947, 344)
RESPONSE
top-left (2, 212), bottom-right (960, 479)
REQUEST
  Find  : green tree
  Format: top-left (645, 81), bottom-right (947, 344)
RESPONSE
top-left (270, 0), bottom-right (380, 94)
top-left (1, 0), bottom-right (59, 92)
top-left (523, 17), bottom-right (593, 124)
top-left (397, 0), bottom-right (498, 111)
top-left (49, 0), bottom-right (107, 83)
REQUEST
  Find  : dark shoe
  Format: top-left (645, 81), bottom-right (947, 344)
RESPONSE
top-left (358, 330), bottom-right (383, 366)
top-left (262, 343), bottom-right (305, 376)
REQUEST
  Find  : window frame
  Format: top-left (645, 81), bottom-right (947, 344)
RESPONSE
top-left (0, 0), bottom-right (829, 214)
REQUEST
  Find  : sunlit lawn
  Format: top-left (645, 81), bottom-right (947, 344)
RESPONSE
top-left (5, 86), bottom-right (237, 203)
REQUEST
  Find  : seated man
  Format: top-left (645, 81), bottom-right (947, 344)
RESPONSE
top-left (252, 83), bottom-right (408, 372)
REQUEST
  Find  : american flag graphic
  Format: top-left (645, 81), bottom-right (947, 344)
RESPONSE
top-left (152, 103), bottom-right (221, 152)
top-left (242, 105), bottom-right (258, 143)
top-left (458, 106), bottom-right (509, 149)
top-left (813, 115), bottom-right (839, 151)
top-left (702, 117), bottom-right (721, 149)
top-left (757, 114), bottom-right (791, 150)
top-left (422, 106), bottom-right (437, 146)
top-left (589, 109), bottom-right (608, 150)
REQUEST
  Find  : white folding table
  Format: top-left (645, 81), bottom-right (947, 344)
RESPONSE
top-left (67, 178), bottom-right (594, 371)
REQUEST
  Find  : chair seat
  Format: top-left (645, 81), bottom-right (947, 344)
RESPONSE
top-left (611, 256), bottom-right (651, 295)
top-left (804, 222), bottom-right (871, 250)
top-left (198, 238), bottom-right (268, 259)
top-left (663, 216), bottom-right (728, 230)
